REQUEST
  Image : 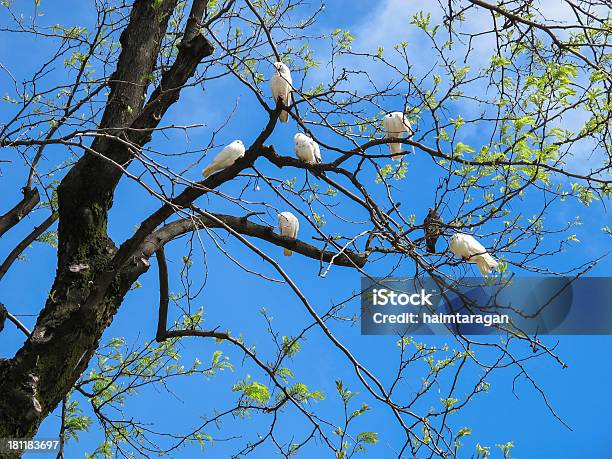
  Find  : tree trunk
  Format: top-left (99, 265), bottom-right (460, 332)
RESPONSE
top-left (0, 0), bottom-right (181, 450)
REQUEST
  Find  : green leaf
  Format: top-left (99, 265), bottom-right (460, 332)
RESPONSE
top-left (356, 431), bottom-right (379, 444)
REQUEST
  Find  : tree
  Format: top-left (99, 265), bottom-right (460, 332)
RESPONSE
top-left (0, 0), bottom-right (610, 457)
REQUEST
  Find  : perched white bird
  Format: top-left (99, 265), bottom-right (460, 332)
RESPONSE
top-left (202, 140), bottom-right (245, 178)
top-left (294, 133), bottom-right (321, 164)
top-left (383, 111), bottom-right (414, 159)
top-left (278, 211), bottom-right (299, 256)
top-left (270, 62), bottom-right (293, 123)
top-left (449, 233), bottom-right (499, 277)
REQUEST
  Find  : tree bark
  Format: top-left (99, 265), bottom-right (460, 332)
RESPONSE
top-left (0, 0), bottom-right (191, 449)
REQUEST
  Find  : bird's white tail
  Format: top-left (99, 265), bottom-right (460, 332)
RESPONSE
top-left (389, 143), bottom-right (404, 160)
top-left (283, 248), bottom-right (292, 256)
top-left (476, 254), bottom-right (498, 277)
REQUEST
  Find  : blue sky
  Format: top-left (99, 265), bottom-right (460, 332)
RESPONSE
top-left (1, 1), bottom-right (611, 458)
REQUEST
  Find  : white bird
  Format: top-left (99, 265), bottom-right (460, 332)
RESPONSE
top-left (270, 62), bottom-right (293, 123)
top-left (449, 233), bottom-right (499, 277)
top-left (202, 140), bottom-right (245, 178)
top-left (278, 211), bottom-right (299, 256)
top-left (383, 111), bottom-right (415, 159)
top-left (294, 133), bottom-right (321, 164)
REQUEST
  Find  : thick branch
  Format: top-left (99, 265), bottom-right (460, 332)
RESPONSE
top-left (0, 188), bottom-right (40, 238)
top-left (146, 213), bottom-right (367, 268)
top-left (183, 0), bottom-right (208, 42)
top-left (59, 0), bottom-right (180, 202)
top-left (155, 248), bottom-right (169, 343)
top-left (129, 33), bottom-right (214, 146)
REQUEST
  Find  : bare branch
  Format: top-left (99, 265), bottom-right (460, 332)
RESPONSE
top-left (0, 188), bottom-right (40, 238)
top-left (0, 303), bottom-right (31, 338)
top-left (0, 212), bottom-right (57, 281)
